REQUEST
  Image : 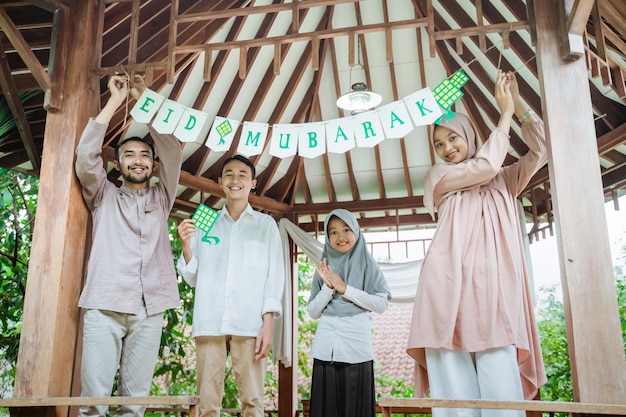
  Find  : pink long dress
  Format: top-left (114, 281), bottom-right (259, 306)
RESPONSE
top-left (407, 116), bottom-right (548, 400)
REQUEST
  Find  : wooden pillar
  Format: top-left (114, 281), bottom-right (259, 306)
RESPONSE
top-left (278, 215), bottom-right (298, 417)
top-left (13, 0), bottom-right (98, 406)
top-left (534, 1), bottom-right (626, 403)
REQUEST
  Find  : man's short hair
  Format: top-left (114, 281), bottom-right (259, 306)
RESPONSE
top-left (221, 154), bottom-right (256, 178)
top-left (114, 137), bottom-right (156, 163)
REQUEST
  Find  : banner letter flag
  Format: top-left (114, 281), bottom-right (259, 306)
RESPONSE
top-left (403, 87), bottom-right (442, 126)
top-left (130, 89), bottom-right (166, 123)
top-left (206, 116), bottom-right (241, 151)
top-left (173, 107), bottom-right (211, 144)
top-left (326, 118), bottom-right (355, 154)
top-left (152, 99), bottom-right (186, 134)
top-left (379, 101), bottom-right (415, 139)
top-left (353, 112), bottom-right (385, 148)
top-left (298, 122), bottom-right (326, 159)
top-left (237, 122), bottom-right (269, 157)
top-left (269, 124), bottom-right (299, 158)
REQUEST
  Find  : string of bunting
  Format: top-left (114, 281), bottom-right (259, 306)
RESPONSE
top-left (130, 70), bottom-right (471, 159)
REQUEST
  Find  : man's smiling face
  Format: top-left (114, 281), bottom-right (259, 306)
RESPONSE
top-left (114, 140), bottom-right (155, 189)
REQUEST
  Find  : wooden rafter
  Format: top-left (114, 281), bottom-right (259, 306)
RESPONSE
top-left (0, 35), bottom-right (40, 169)
top-left (0, 7), bottom-right (51, 92)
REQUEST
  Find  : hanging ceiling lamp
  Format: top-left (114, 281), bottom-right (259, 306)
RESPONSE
top-left (336, 36), bottom-right (382, 115)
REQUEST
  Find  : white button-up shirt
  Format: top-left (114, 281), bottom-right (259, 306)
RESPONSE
top-left (177, 204), bottom-right (285, 337)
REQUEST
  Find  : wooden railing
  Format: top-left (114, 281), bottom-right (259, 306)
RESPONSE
top-left (377, 397), bottom-right (626, 417)
top-left (0, 396), bottom-right (199, 417)
top-left (0, 397), bottom-right (283, 417)
top-left (5, 396), bottom-right (626, 417)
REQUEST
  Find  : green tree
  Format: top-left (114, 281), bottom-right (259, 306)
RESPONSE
top-left (536, 285), bottom-right (572, 403)
top-left (0, 169), bottom-right (38, 397)
top-left (296, 254), bottom-right (316, 402)
top-left (536, 250), bottom-right (626, 410)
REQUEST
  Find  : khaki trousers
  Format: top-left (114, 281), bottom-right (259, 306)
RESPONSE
top-left (195, 335), bottom-right (267, 417)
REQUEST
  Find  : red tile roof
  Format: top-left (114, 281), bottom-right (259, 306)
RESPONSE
top-left (372, 303), bottom-right (416, 391)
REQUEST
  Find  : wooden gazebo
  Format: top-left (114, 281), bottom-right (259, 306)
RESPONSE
top-left (0, 1), bottom-right (625, 416)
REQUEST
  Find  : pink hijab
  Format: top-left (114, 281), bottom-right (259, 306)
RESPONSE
top-left (423, 113), bottom-right (483, 218)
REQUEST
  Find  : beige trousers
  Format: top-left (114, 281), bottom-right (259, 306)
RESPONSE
top-left (195, 335), bottom-right (267, 417)
top-left (79, 307), bottom-right (163, 417)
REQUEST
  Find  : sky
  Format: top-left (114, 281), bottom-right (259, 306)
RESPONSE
top-left (529, 195), bottom-right (625, 291)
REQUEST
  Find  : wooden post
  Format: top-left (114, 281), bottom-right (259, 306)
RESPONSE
top-left (533, 1), bottom-right (626, 403)
top-left (278, 214), bottom-right (298, 417)
top-left (13, 0), bottom-right (98, 410)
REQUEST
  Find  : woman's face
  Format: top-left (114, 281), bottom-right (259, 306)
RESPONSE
top-left (433, 125), bottom-right (469, 164)
top-left (327, 217), bottom-right (355, 254)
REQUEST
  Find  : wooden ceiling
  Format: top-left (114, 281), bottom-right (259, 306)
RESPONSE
top-left (1, 0), bottom-right (625, 236)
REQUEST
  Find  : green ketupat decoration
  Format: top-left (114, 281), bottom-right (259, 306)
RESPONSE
top-left (192, 204), bottom-right (221, 244)
top-left (433, 69), bottom-right (469, 125)
top-left (215, 119), bottom-right (233, 145)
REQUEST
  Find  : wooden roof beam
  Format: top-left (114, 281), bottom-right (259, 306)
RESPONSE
top-left (353, 2), bottom-right (386, 204)
top-left (0, 8), bottom-right (51, 92)
top-left (382, 1), bottom-right (414, 202)
top-left (175, 0), bottom-right (361, 22)
top-left (0, 37), bottom-right (40, 169)
top-left (174, 17), bottom-right (429, 54)
top-left (562, 0), bottom-right (595, 59)
top-left (293, 195), bottom-right (424, 214)
top-left (265, 156), bottom-right (302, 203)
top-left (433, 20), bottom-right (529, 41)
top-left (319, 6), bottom-right (360, 204)
top-left (296, 212), bottom-right (434, 232)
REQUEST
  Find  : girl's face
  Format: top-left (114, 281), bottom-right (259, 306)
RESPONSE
top-left (433, 125), bottom-right (468, 164)
top-left (327, 217), bottom-right (356, 254)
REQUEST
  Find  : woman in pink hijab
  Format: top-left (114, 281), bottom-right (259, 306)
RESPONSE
top-left (407, 70), bottom-right (547, 417)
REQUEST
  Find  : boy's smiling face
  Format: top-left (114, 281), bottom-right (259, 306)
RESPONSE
top-left (219, 159), bottom-right (257, 201)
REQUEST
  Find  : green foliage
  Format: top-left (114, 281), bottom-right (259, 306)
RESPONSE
top-left (150, 220), bottom-right (196, 397)
top-left (0, 169), bottom-right (38, 397)
top-left (536, 257), bottom-right (626, 413)
top-left (536, 285), bottom-right (572, 404)
top-left (0, 91), bottom-right (42, 146)
top-left (296, 254), bottom-right (316, 400)
top-left (611, 245), bottom-right (625, 348)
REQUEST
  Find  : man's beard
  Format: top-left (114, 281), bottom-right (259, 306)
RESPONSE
top-left (122, 167), bottom-right (151, 184)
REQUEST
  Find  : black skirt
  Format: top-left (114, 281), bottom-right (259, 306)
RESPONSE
top-left (308, 358), bottom-right (376, 417)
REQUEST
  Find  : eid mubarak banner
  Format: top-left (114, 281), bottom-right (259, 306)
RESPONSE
top-left (130, 70), bottom-right (469, 159)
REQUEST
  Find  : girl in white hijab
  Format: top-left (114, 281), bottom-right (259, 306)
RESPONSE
top-left (308, 209), bottom-right (391, 417)
top-left (407, 71), bottom-right (547, 417)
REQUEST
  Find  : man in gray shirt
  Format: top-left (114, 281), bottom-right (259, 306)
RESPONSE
top-left (75, 74), bottom-right (182, 417)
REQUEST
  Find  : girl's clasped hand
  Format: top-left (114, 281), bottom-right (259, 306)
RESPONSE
top-left (315, 258), bottom-right (347, 294)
